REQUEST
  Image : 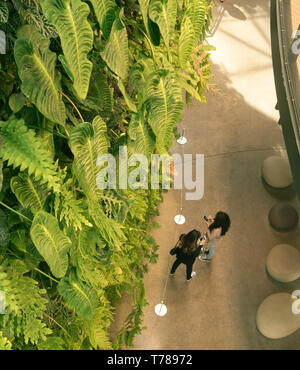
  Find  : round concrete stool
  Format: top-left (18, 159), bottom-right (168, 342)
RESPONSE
top-left (262, 156), bottom-right (293, 188)
top-left (268, 203), bottom-right (299, 232)
top-left (266, 244), bottom-right (300, 282)
top-left (256, 293), bottom-right (300, 339)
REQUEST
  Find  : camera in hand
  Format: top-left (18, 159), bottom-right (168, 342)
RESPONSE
top-left (203, 215), bottom-right (209, 222)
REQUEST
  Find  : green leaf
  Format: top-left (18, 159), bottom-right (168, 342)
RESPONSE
top-left (0, 332), bottom-right (12, 350)
top-left (146, 70), bottom-right (183, 152)
top-left (68, 122), bottom-right (98, 199)
top-left (8, 93), bottom-right (26, 113)
top-left (90, 0), bottom-right (116, 39)
top-left (100, 16), bottom-right (129, 80)
top-left (178, 73), bottom-right (204, 102)
top-left (30, 211), bottom-right (71, 278)
top-left (149, 0), bottom-right (177, 48)
top-left (0, 260), bottom-right (52, 345)
top-left (57, 271), bottom-right (98, 321)
top-left (37, 336), bottom-right (66, 350)
top-left (0, 116), bottom-right (60, 192)
top-left (130, 58), bottom-right (155, 100)
top-left (87, 70), bottom-right (113, 112)
top-left (178, 16), bottom-right (195, 68)
top-left (92, 115), bottom-right (110, 156)
top-left (69, 119), bottom-right (109, 197)
top-left (40, 0), bottom-right (93, 100)
top-left (0, 1), bottom-right (9, 24)
top-left (58, 54), bottom-right (74, 83)
top-left (88, 200), bottom-right (125, 250)
top-left (38, 117), bottom-right (55, 159)
top-left (0, 160), bottom-right (3, 192)
top-left (117, 79), bottom-right (137, 112)
top-left (0, 208), bottom-right (9, 247)
top-left (68, 122), bottom-right (125, 247)
top-left (138, 0), bottom-right (160, 46)
top-left (184, 0), bottom-right (208, 40)
top-left (14, 25), bottom-right (66, 125)
top-left (128, 113), bottom-right (155, 158)
top-left (10, 229), bottom-right (27, 253)
top-left (11, 173), bottom-right (49, 214)
top-left (54, 177), bottom-right (92, 231)
top-left (87, 306), bottom-right (113, 349)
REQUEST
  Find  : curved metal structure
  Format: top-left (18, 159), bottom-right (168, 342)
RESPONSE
top-left (271, 0), bottom-right (300, 199)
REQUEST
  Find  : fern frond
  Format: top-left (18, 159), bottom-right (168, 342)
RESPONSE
top-left (87, 200), bottom-right (125, 249)
top-left (0, 1), bottom-right (9, 24)
top-left (99, 189), bottom-right (128, 223)
top-left (22, 7), bottom-right (58, 38)
top-left (37, 336), bottom-right (66, 350)
top-left (0, 259), bottom-right (52, 346)
top-left (178, 16), bottom-right (195, 68)
top-left (184, 0), bottom-right (208, 41)
top-left (0, 116), bottom-right (61, 192)
top-left (86, 301), bottom-right (113, 349)
top-left (72, 226), bottom-right (109, 288)
top-left (54, 178), bottom-right (92, 231)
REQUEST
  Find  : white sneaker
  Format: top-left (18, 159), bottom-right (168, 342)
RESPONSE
top-left (199, 256), bottom-right (211, 262)
top-left (186, 271), bottom-right (196, 281)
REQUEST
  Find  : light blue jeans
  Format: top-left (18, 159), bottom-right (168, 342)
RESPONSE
top-left (205, 247), bottom-right (215, 260)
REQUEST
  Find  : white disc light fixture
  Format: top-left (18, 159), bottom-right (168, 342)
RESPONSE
top-left (155, 302), bottom-right (167, 317)
top-left (177, 136), bottom-right (187, 145)
top-left (291, 290), bottom-right (300, 315)
top-left (174, 214), bottom-right (185, 225)
top-left (292, 299), bottom-right (300, 315)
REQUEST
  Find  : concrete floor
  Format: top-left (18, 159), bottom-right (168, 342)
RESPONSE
top-left (110, 0), bottom-right (300, 349)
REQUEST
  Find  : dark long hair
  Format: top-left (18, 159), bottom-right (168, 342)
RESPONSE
top-left (209, 212), bottom-right (230, 236)
top-left (181, 229), bottom-right (201, 254)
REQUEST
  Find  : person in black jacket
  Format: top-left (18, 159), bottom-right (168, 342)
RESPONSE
top-left (170, 229), bottom-right (204, 281)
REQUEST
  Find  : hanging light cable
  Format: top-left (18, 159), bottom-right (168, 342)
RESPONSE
top-left (155, 127), bottom-right (187, 317)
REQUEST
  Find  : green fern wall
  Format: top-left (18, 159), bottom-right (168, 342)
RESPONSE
top-left (0, 0), bottom-right (213, 349)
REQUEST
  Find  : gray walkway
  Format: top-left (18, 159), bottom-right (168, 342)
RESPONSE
top-left (110, 0), bottom-right (300, 349)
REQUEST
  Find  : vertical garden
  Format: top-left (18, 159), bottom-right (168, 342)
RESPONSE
top-left (0, 0), bottom-right (213, 349)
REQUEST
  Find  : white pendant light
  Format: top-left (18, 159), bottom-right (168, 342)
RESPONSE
top-left (177, 136), bottom-right (187, 145)
top-left (291, 290), bottom-right (300, 299)
top-left (155, 302), bottom-right (167, 317)
top-left (174, 214), bottom-right (185, 224)
top-left (292, 299), bottom-right (300, 315)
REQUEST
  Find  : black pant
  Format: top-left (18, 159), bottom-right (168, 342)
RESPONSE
top-left (170, 259), bottom-right (193, 280)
